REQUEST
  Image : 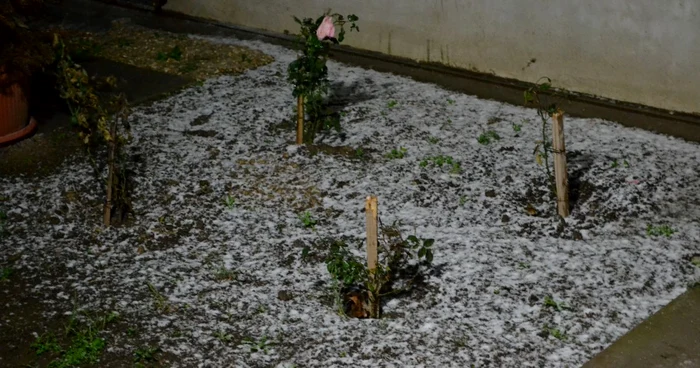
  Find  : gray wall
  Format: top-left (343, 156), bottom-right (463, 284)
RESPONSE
top-left (165, 0), bottom-right (700, 114)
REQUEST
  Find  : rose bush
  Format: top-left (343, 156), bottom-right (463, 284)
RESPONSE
top-left (287, 11), bottom-right (359, 144)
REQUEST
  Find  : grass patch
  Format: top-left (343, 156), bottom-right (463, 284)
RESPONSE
top-left (32, 311), bottom-right (118, 368)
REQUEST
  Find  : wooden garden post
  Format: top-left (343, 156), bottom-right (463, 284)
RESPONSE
top-left (365, 195), bottom-right (379, 318)
top-left (103, 117), bottom-right (117, 226)
top-left (551, 111), bottom-right (570, 217)
top-left (296, 95), bottom-right (304, 145)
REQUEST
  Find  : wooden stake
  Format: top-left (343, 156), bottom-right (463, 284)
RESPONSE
top-left (103, 117), bottom-right (117, 226)
top-left (296, 95), bottom-right (304, 145)
top-left (365, 195), bottom-right (379, 318)
top-left (551, 111), bottom-right (570, 217)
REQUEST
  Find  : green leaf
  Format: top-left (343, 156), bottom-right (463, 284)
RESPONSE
top-left (407, 235), bottom-right (419, 243)
top-left (426, 250), bottom-right (433, 263)
top-left (418, 247), bottom-right (426, 258)
top-left (423, 239), bottom-right (435, 248)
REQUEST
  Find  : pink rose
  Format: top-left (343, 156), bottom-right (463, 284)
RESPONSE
top-left (316, 16), bottom-right (335, 40)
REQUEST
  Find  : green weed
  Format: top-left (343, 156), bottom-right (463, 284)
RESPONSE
top-left (646, 224), bottom-right (675, 238)
top-left (459, 196), bottom-right (468, 206)
top-left (214, 331), bottom-right (234, 343)
top-left (223, 194), bottom-right (236, 210)
top-left (355, 147), bottom-right (365, 158)
top-left (156, 45), bottom-right (183, 61)
top-left (147, 282), bottom-right (173, 313)
top-left (387, 100), bottom-right (398, 109)
top-left (0, 267), bottom-right (12, 282)
top-left (33, 311), bottom-right (117, 368)
top-left (420, 155), bottom-right (462, 174)
top-left (691, 256), bottom-right (700, 268)
top-left (242, 335), bottom-right (273, 353)
top-left (134, 345), bottom-right (161, 365)
top-left (427, 136), bottom-right (440, 144)
top-left (542, 326), bottom-right (567, 341)
top-left (385, 147), bottom-right (407, 159)
top-left (543, 295), bottom-right (572, 312)
top-left (32, 333), bottom-right (62, 355)
top-left (477, 130), bottom-right (501, 145)
top-left (299, 211), bottom-right (317, 228)
top-left (214, 267), bottom-right (237, 281)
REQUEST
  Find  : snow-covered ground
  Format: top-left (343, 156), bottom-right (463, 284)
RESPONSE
top-left (1, 30), bottom-right (699, 367)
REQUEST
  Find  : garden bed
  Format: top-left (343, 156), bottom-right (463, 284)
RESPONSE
top-left (59, 23), bottom-right (274, 80)
top-left (1, 31), bottom-right (699, 367)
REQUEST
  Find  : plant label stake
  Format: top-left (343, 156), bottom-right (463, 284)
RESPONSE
top-left (365, 195), bottom-right (379, 318)
top-left (296, 95), bottom-right (304, 145)
top-left (551, 111), bottom-right (570, 217)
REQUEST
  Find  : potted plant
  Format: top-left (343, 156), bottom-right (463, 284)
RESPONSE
top-left (0, 0), bottom-right (55, 145)
top-left (1, 1), bottom-right (132, 227)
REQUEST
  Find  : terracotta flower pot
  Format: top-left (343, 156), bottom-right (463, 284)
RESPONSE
top-left (0, 75), bottom-right (37, 146)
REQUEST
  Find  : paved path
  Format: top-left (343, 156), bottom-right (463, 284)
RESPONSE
top-left (583, 286), bottom-right (700, 368)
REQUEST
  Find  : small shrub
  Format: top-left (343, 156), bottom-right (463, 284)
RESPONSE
top-left (287, 11), bottom-right (359, 144)
top-left (325, 222), bottom-right (435, 318)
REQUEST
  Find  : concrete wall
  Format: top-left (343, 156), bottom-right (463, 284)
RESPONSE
top-left (165, 0), bottom-right (700, 115)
